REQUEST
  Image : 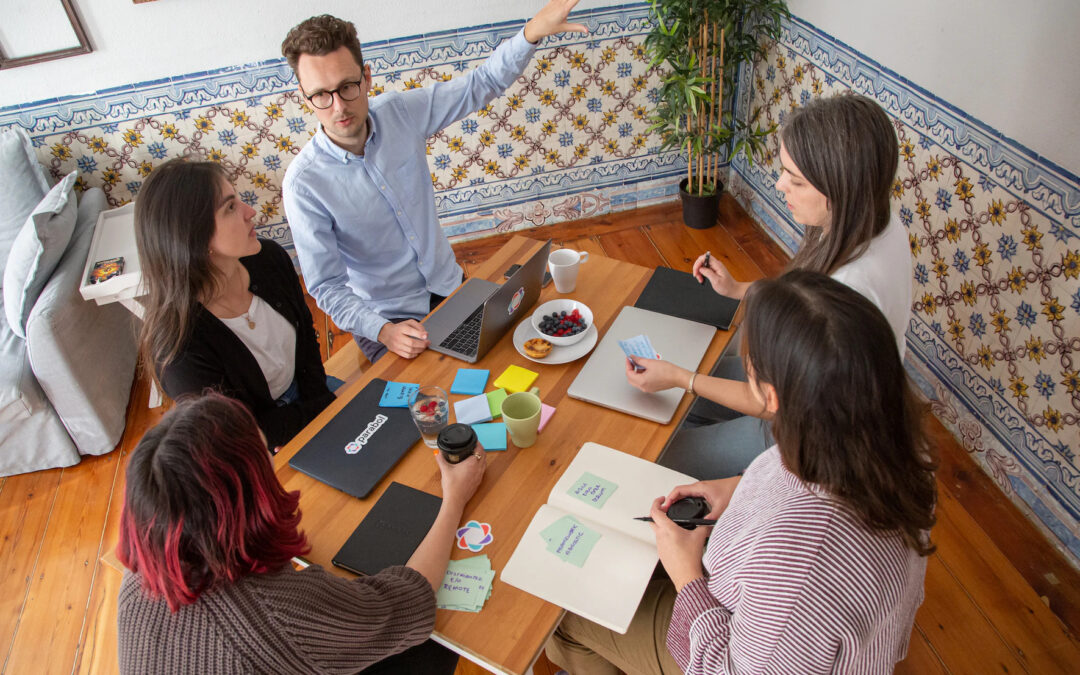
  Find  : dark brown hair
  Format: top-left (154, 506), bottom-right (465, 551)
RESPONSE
top-left (135, 159), bottom-right (227, 385)
top-left (116, 393), bottom-right (309, 611)
top-left (742, 270), bottom-right (937, 555)
top-left (784, 93), bottom-right (899, 275)
top-left (281, 15), bottom-right (364, 80)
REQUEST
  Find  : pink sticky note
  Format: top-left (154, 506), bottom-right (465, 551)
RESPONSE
top-left (538, 403), bottom-right (556, 433)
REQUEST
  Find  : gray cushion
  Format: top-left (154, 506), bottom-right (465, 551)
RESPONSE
top-left (0, 128), bottom-right (51, 269)
top-left (4, 172), bottom-right (79, 337)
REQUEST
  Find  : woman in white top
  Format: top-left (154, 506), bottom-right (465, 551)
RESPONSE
top-left (136, 159), bottom-right (336, 450)
top-left (629, 94), bottom-right (911, 478)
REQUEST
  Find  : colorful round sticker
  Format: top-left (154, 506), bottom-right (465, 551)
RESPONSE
top-left (456, 520), bottom-right (494, 552)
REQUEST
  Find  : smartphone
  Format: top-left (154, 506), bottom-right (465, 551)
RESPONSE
top-left (504, 263), bottom-right (553, 288)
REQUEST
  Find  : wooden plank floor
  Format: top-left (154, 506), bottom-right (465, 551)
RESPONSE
top-left (3, 197), bottom-right (1080, 674)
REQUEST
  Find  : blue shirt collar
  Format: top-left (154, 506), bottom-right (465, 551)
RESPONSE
top-left (313, 113), bottom-right (376, 161)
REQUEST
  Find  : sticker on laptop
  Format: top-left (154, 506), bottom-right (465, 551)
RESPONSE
top-left (508, 287), bottom-right (525, 315)
top-left (344, 414), bottom-right (388, 454)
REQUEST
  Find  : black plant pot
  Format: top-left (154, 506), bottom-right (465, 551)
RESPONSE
top-left (678, 177), bottom-right (721, 230)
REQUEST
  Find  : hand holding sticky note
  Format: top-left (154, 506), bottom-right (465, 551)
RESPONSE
top-left (618, 334), bottom-right (659, 372)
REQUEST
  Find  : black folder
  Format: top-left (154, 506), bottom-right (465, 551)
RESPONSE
top-left (332, 482), bottom-right (442, 576)
top-left (634, 266), bottom-right (741, 330)
top-left (288, 378), bottom-right (420, 499)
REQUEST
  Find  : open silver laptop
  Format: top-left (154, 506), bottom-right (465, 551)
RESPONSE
top-left (425, 240), bottom-right (552, 363)
top-left (568, 306), bottom-right (715, 423)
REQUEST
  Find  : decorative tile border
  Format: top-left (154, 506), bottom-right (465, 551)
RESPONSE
top-left (0, 3), bottom-right (683, 249)
top-left (730, 15), bottom-right (1080, 561)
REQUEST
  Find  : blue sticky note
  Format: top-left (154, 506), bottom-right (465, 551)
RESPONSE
top-left (451, 369), bottom-right (490, 396)
top-left (454, 394), bottom-right (492, 425)
top-left (380, 381), bottom-right (419, 408)
top-left (472, 423), bottom-right (507, 451)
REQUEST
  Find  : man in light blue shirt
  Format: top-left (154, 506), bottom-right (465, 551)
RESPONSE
top-left (281, 1), bottom-right (587, 362)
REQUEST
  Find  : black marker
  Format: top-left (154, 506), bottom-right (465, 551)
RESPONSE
top-left (634, 516), bottom-right (717, 526)
top-left (700, 251), bottom-right (711, 285)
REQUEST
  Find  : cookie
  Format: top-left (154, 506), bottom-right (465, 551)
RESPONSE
top-left (524, 337), bottom-right (553, 359)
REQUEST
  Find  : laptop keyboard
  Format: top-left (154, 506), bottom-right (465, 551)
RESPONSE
top-left (439, 305), bottom-right (484, 356)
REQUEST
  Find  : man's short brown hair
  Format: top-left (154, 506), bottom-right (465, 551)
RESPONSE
top-left (281, 15), bottom-right (364, 78)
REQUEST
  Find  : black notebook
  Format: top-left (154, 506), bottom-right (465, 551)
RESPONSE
top-left (333, 482), bottom-right (442, 576)
top-left (288, 378), bottom-right (420, 499)
top-left (634, 266), bottom-right (741, 330)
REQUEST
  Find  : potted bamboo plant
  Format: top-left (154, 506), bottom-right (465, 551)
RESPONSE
top-left (646, 0), bottom-right (789, 228)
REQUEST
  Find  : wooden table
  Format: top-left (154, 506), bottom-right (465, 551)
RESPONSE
top-left (274, 236), bottom-right (733, 674)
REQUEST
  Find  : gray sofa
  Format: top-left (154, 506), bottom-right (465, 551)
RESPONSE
top-left (1, 128), bottom-right (137, 476)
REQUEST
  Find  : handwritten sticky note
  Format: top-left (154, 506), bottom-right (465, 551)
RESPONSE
top-left (379, 381), bottom-right (419, 408)
top-left (538, 403), bottom-right (556, 433)
top-left (486, 388), bottom-right (508, 418)
top-left (436, 555), bottom-right (496, 612)
top-left (492, 364), bottom-right (538, 394)
top-left (472, 423), bottom-right (507, 451)
top-left (454, 394), bottom-right (492, 425)
top-left (540, 515), bottom-right (601, 568)
top-left (451, 369), bottom-right (490, 396)
top-left (568, 472), bottom-right (618, 509)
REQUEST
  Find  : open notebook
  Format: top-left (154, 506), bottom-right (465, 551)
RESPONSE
top-left (500, 442), bottom-right (696, 633)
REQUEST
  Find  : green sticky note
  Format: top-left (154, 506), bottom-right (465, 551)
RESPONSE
top-left (437, 558), bottom-right (495, 611)
top-left (567, 472), bottom-right (619, 509)
top-left (542, 515), bottom-right (601, 568)
top-left (486, 388), bottom-right (508, 418)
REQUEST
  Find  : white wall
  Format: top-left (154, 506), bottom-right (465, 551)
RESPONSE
top-left (0, 0), bottom-right (615, 109)
top-left (787, 0), bottom-right (1080, 176)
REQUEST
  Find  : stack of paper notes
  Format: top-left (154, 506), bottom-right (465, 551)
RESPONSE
top-left (540, 515), bottom-right (601, 568)
top-left (436, 555), bottom-right (496, 612)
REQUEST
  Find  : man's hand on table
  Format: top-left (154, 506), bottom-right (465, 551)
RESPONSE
top-left (523, 0), bottom-right (589, 44)
top-left (379, 319), bottom-right (429, 359)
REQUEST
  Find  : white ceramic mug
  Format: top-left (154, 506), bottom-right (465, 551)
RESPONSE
top-left (548, 249), bottom-right (590, 293)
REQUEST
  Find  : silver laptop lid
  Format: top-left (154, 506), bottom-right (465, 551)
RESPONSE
top-left (567, 306), bottom-right (715, 423)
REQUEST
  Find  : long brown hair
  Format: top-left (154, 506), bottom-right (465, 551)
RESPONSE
top-left (135, 159), bottom-right (227, 384)
top-left (742, 270), bottom-right (937, 555)
top-left (784, 94), bottom-right (899, 275)
top-left (117, 393), bottom-right (309, 611)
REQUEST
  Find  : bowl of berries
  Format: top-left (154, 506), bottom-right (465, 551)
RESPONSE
top-left (531, 299), bottom-right (594, 347)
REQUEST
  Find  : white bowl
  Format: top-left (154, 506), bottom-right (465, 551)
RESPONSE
top-left (531, 299), bottom-right (594, 347)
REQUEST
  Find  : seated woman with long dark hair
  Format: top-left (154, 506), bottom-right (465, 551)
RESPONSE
top-left (136, 158), bottom-right (335, 450)
top-left (628, 93), bottom-right (910, 479)
top-left (548, 270), bottom-right (937, 674)
top-left (116, 392), bottom-right (485, 673)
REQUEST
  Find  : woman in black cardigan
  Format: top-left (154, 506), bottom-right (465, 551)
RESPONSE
top-left (135, 159), bottom-right (334, 449)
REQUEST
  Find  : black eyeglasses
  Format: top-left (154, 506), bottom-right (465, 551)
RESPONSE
top-left (301, 80), bottom-right (365, 110)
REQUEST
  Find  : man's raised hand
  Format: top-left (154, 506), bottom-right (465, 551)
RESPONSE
top-left (524, 0), bottom-right (589, 44)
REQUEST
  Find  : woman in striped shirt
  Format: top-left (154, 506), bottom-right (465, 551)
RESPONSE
top-left (547, 270), bottom-right (937, 674)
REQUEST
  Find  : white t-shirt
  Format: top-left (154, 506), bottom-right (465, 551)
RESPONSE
top-left (219, 295), bottom-right (297, 399)
top-left (830, 214), bottom-right (912, 358)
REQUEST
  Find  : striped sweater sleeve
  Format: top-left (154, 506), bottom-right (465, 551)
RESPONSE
top-left (667, 525), bottom-right (827, 674)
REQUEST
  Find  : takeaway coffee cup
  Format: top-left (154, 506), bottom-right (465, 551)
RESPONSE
top-left (500, 387), bottom-right (542, 448)
top-left (547, 249), bottom-right (589, 293)
top-left (437, 423), bottom-right (478, 464)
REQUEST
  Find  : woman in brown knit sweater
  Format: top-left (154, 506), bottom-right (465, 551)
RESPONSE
top-left (116, 392), bottom-right (485, 673)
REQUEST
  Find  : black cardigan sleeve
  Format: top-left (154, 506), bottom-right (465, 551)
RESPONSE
top-left (158, 240), bottom-right (335, 449)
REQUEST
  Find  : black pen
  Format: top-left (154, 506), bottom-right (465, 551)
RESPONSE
top-left (700, 251), bottom-right (711, 285)
top-left (634, 516), bottom-right (717, 526)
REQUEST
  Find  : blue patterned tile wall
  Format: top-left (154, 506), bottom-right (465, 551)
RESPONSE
top-left (0, 3), bottom-right (678, 247)
top-left (729, 16), bottom-right (1080, 562)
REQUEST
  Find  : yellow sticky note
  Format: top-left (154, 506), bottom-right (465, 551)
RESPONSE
top-left (493, 364), bottom-right (538, 394)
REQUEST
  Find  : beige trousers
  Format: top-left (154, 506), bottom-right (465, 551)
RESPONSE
top-left (544, 577), bottom-right (684, 675)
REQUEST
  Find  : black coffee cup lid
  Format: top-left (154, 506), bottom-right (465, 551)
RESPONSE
top-left (438, 423), bottom-right (476, 453)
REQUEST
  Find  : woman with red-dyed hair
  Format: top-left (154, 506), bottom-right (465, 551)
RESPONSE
top-left (116, 392), bottom-right (484, 673)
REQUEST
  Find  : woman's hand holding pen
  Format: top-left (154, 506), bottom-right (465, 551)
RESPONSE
top-left (648, 497), bottom-right (708, 592)
top-left (692, 251), bottom-right (748, 299)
